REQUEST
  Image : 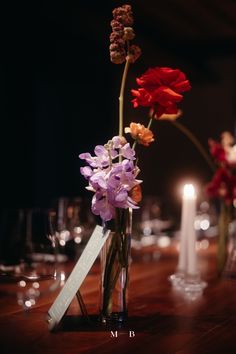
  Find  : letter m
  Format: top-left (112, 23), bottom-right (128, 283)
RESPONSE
top-left (110, 331), bottom-right (118, 337)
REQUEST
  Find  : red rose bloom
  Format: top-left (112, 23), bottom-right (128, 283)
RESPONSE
top-left (206, 168), bottom-right (236, 204)
top-left (131, 67), bottom-right (191, 118)
top-left (208, 138), bottom-right (227, 164)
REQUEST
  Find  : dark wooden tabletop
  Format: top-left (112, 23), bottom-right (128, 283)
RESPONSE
top-left (1, 240), bottom-right (236, 354)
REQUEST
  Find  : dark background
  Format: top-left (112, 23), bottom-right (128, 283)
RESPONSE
top-left (2, 0), bottom-right (236, 216)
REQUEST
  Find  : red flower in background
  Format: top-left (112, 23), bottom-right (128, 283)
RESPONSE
top-left (208, 138), bottom-right (227, 163)
top-left (131, 67), bottom-right (191, 118)
top-left (206, 167), bottom-right (236, 204)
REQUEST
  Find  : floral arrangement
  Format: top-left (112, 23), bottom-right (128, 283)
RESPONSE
top-left (207, 131), bottom-right (236, 203)
top-left (79, 4), bottom-right (191, 322)
top-left (80, 46), bottom-right (191, 221)
top-left (206, 131), bottom-right (236, 274)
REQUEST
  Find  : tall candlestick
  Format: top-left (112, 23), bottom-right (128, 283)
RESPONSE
top-left (177, 185), bottom-right (189, 272)
top-left (170, 184), bottom-right (196, 285)
top-left (170, 183), bottom-right (207, 294)
top-left (178, 184), bottom-right (197, 275)
top-left (184, 184), bottom-right (197, 275)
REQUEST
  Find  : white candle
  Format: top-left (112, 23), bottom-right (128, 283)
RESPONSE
top-left (185, 184), bottom-right (197, 275)
top-left (178, 184), bottom-right (197, 275)
top-left (178, 185), bottom-right (189, 272)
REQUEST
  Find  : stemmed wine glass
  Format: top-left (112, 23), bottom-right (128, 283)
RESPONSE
top-left (0, 207), bottom-right (65, 310)
top-left (50, 197), bottom-right (96, 258)
top-left (0, 198), bottom-right (95, 310)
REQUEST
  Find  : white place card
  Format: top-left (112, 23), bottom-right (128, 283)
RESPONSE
top-left (47, 225), bottom-right (110, 331)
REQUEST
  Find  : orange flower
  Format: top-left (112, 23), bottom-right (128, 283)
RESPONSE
top-left (125, 122), bottom-right (154, 146)
top-left (129, 184), bottom-right (142, 203)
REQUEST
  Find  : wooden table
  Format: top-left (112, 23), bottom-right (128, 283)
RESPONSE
top-left (1, 240), bottom-right (236, 354)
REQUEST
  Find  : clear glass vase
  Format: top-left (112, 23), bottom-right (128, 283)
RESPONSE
top-left (100, 208), bottom-right (132, 325)
top-left (222, 219), bottom-right (236, 279)
top-left (217, 202), bottom-right (231, 276)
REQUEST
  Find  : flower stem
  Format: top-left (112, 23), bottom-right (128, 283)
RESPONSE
top-left (147, 117), bottom-right (153, 130)
top-left (119, 58), bottom-right (130, 137)
top-left (101, 209), bottom-right (131, 318)
top-left (76, 290), bottom-right (90, 322)
top-left (132, 141), bottom-right (137, 150)
top-left (170, 120), bottom-right (215, 172)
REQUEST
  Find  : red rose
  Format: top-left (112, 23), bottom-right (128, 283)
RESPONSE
top-left (206, 167), bottom-right (236, 204)
top-left (208, 138), bottom-right (227, 163)
top-left (131, 88), bottom-right (152, 108)
top-left (131, 67), bottom-right (191, 118)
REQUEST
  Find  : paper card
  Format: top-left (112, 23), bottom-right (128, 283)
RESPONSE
top-left (47, 225), bottom-right (110, 331)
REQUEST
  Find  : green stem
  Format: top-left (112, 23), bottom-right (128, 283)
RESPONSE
top-left (76, 290), bottom-right (89, 320)
top-left (119, 58), bottom-right (130, 137)
top-left (170, 120), bottom-right (215, 172)
top-left (101, 209), bottom-right (131, 316)
top-left (122, 231), bottom-right (130, 313)
top-left (147, 117), bottom-right (153, 130)
top-left (132, 141), bottom-right (137, 150)
top-left (102, 234), bottom-right (121, 315)
top-left (103, 233), bottom-right (117, 289)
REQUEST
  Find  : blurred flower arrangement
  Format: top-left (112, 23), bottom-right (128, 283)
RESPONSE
top-left (206, 131), bottom-right (236, 274)
top-left (79, 4), bottom-right (191, 322)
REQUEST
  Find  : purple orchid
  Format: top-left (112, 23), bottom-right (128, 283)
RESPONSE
top-left (121, 143), bottom-right (136, 160)
top-left (79, 144), bottom-right (118, 169)
top-left (79, 137), bottom-right (142, 221)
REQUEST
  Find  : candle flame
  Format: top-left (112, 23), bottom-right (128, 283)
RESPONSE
top-left (183, 184), bottom-right (195, 198)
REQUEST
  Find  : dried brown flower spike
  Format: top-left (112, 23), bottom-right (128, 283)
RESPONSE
top-left (109, 4), bottom-right (141, 64)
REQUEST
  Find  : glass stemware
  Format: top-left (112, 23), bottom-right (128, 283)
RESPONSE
top-left (0, 207), bottom-right (65, 310)
top-left (0, 197), bottom-right (96, 311)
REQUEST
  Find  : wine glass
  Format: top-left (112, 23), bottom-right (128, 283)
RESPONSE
top-left (0, 207), bottom-right (65, 310)
top-left (50, 197), bottom-right (96, 259)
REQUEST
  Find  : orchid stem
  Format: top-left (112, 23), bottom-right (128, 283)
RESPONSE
top-left (132, 141), bottom-right (137, 150)
top-left (119, 58), bottom-right (130, 137)
top-left (170, 120), bottom-right (215, 172)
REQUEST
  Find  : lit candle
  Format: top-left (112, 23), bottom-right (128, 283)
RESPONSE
top-left (184, 184), bottom-right (197, 275)
top-left (177, 184), bottom-right (190, 273)
top-left (178, 184), bottom-right (197, 275)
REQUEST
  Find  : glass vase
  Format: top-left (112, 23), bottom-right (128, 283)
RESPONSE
top-left (100, 208), bottom-right (132, 325)
top-left (217, 201), bottom-right (231, 276)
top-left (222, 219), bottom-right (236, 279)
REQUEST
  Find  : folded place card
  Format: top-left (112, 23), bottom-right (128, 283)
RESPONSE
top-left (47, 225), bottom-right (110, 331)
